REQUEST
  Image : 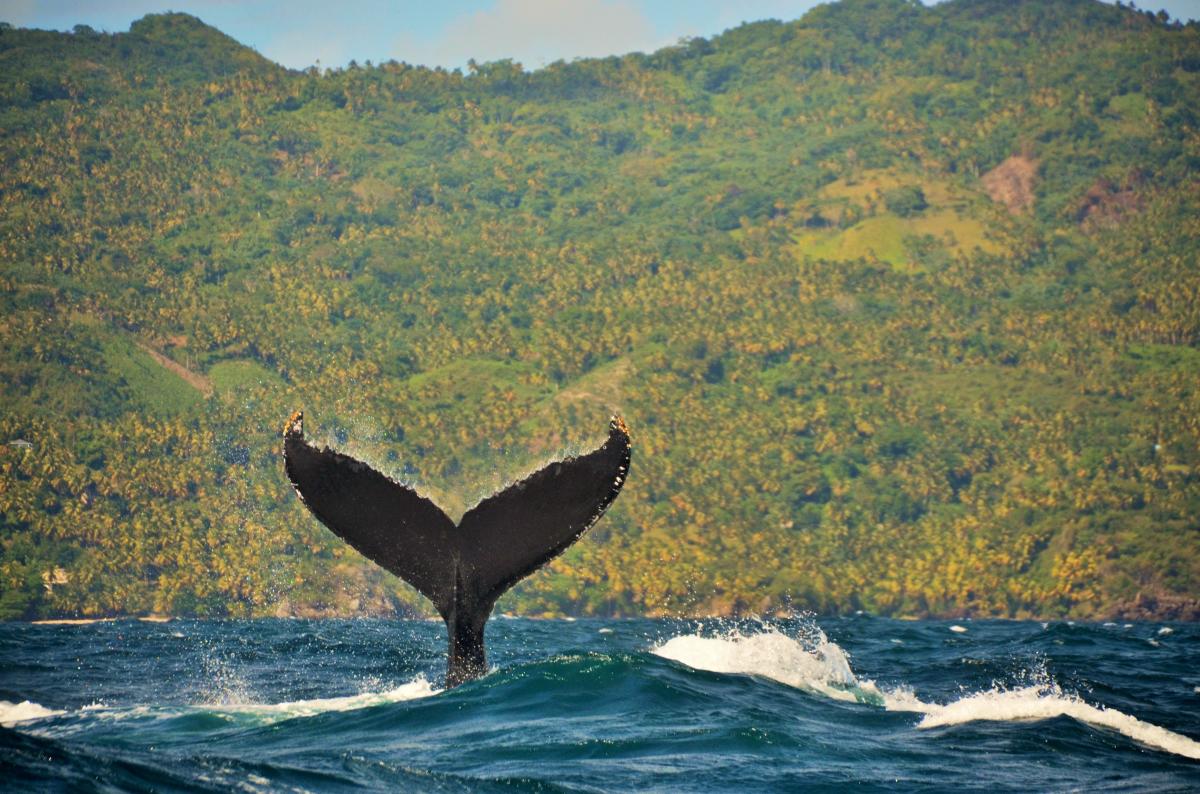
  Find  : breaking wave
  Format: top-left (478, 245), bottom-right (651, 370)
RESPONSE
top-left (653, 625), bottom-right (1200, 760)
top-left (0, 677), bottom-right (439, 731)
top-left (0, 699), bottom-right (65, 727)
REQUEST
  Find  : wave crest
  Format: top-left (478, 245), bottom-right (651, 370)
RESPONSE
top-left (653, 626), bottom-right (882, 704)
top-left (0, 700), bottom-right (64, 727)
top-left (907, 684), bottom-right (1200, 760)
top-left (0, 677), bottom-right (439, 731)
top-left (203, 676), bottom-right (440, 723)
top-left (653, 624), bottom-right (1200, 760)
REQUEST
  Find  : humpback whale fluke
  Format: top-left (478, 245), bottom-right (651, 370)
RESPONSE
top-left (282, 411), bottom-right (631, 687)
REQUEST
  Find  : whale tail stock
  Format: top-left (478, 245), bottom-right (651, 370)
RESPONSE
top-left (282, 411), bottom-right (631, 687)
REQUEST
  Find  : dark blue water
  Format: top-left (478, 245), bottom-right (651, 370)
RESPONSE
top-left (2, 617), bottom-right (1198, 791)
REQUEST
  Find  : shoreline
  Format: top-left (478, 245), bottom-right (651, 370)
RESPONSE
top-left (17, 592), bottom-right (1200, 625)
top-left (31, 615), bottom-right (173, 625)
top-left (16, 613), bottom-right (1198, 625)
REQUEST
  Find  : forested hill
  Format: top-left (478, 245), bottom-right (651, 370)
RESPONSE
top-left (1, 0), bottom-right (1198, 621)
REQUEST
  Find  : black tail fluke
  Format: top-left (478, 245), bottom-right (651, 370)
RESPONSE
top-left (283, 411), bottom-right (631, 687)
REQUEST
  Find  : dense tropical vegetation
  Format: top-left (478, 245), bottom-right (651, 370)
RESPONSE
top-left (1, 0), bottom-right (1198, 621)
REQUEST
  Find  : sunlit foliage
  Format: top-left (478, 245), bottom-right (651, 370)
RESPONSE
top-left (1, 1), bottom-right (1197, 620)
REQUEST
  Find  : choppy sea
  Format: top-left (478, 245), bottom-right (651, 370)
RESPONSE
top-left (2, 617), bottom-right (1197, 791)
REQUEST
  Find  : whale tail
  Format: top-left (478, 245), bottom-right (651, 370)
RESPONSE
top-left (282, 411), bottom-right (631, 686)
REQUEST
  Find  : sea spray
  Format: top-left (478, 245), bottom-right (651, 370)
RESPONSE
top-left (905, 683), bottom-right (1200, 760)
top-left (0, 700), bottom-right (64, 727)
top-left (3, 618), bottom-right (1198, 790)
top-left (200, 676), bottom-right (440, 724)
top-left (651, 621), bottom-right (1200, 761)
top-left (0, 677), bottom-right (440, 733)
top-left (653, 624), bottom-right (883, 704)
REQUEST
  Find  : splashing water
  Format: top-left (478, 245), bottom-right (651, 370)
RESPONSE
top-left (654, 625), bottom-right (882, 704)
top-left (910, 683), bottom-right (1200, 759)
top-left (652, 623), bottom-right (1200, 761)
top-left (199, 676), bottom-right (440, 724)
top-left (1, 677), bottom-right (439, 732)
top-left (0, 699), bottom-right (65, 727)
top-left (3, 618), bottom-right (1197, 790)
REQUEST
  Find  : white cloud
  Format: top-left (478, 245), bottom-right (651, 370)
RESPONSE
top-left (397, 0), bottom-right (665, 71)
top-left (263, 26), bottom-right (354, 69)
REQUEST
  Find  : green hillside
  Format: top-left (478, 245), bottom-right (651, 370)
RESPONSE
top-left (1, 0), bottom-right (1198, 621)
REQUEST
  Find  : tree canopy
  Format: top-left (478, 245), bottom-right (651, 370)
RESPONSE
top-left (1, 0), bottom-right (1198, 620)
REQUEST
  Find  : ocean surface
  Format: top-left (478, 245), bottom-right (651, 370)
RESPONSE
top-left (1, 616), bottom-right (1198, 792)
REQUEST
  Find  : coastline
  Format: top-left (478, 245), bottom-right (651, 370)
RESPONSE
top-left (30, 615), bottom-right (173, 625)
top-left (15, 605), bottom-right (1200, 624)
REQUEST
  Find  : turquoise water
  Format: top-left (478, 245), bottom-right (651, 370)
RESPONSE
top-left (2, 617), bottom-right (1198, 791)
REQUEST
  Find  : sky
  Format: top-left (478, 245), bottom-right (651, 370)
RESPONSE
top-left (2, 0), bottom-right (1199, 72)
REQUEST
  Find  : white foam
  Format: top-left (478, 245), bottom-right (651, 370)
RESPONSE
top-left (652, 626), bottom-right (1200, 761)
top-left (653, 628), bottom-right (879, 704)
top-left (949, 625), bottom-right (968, 633)
top-left (900, 685), bottom-right (1200, 760)
top-left (207, 677), bottom-right (439, 723)
top-left (598, 627), bottom-right (614, 634)
top-left (1, 679), bottom-right (438, 731)
top-left (1158, 627), bottom-right (1174, 636)
top-left (884, 668), bottom-right (1200, 761)
top-left (0, 700), bottom-right (64, 727)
